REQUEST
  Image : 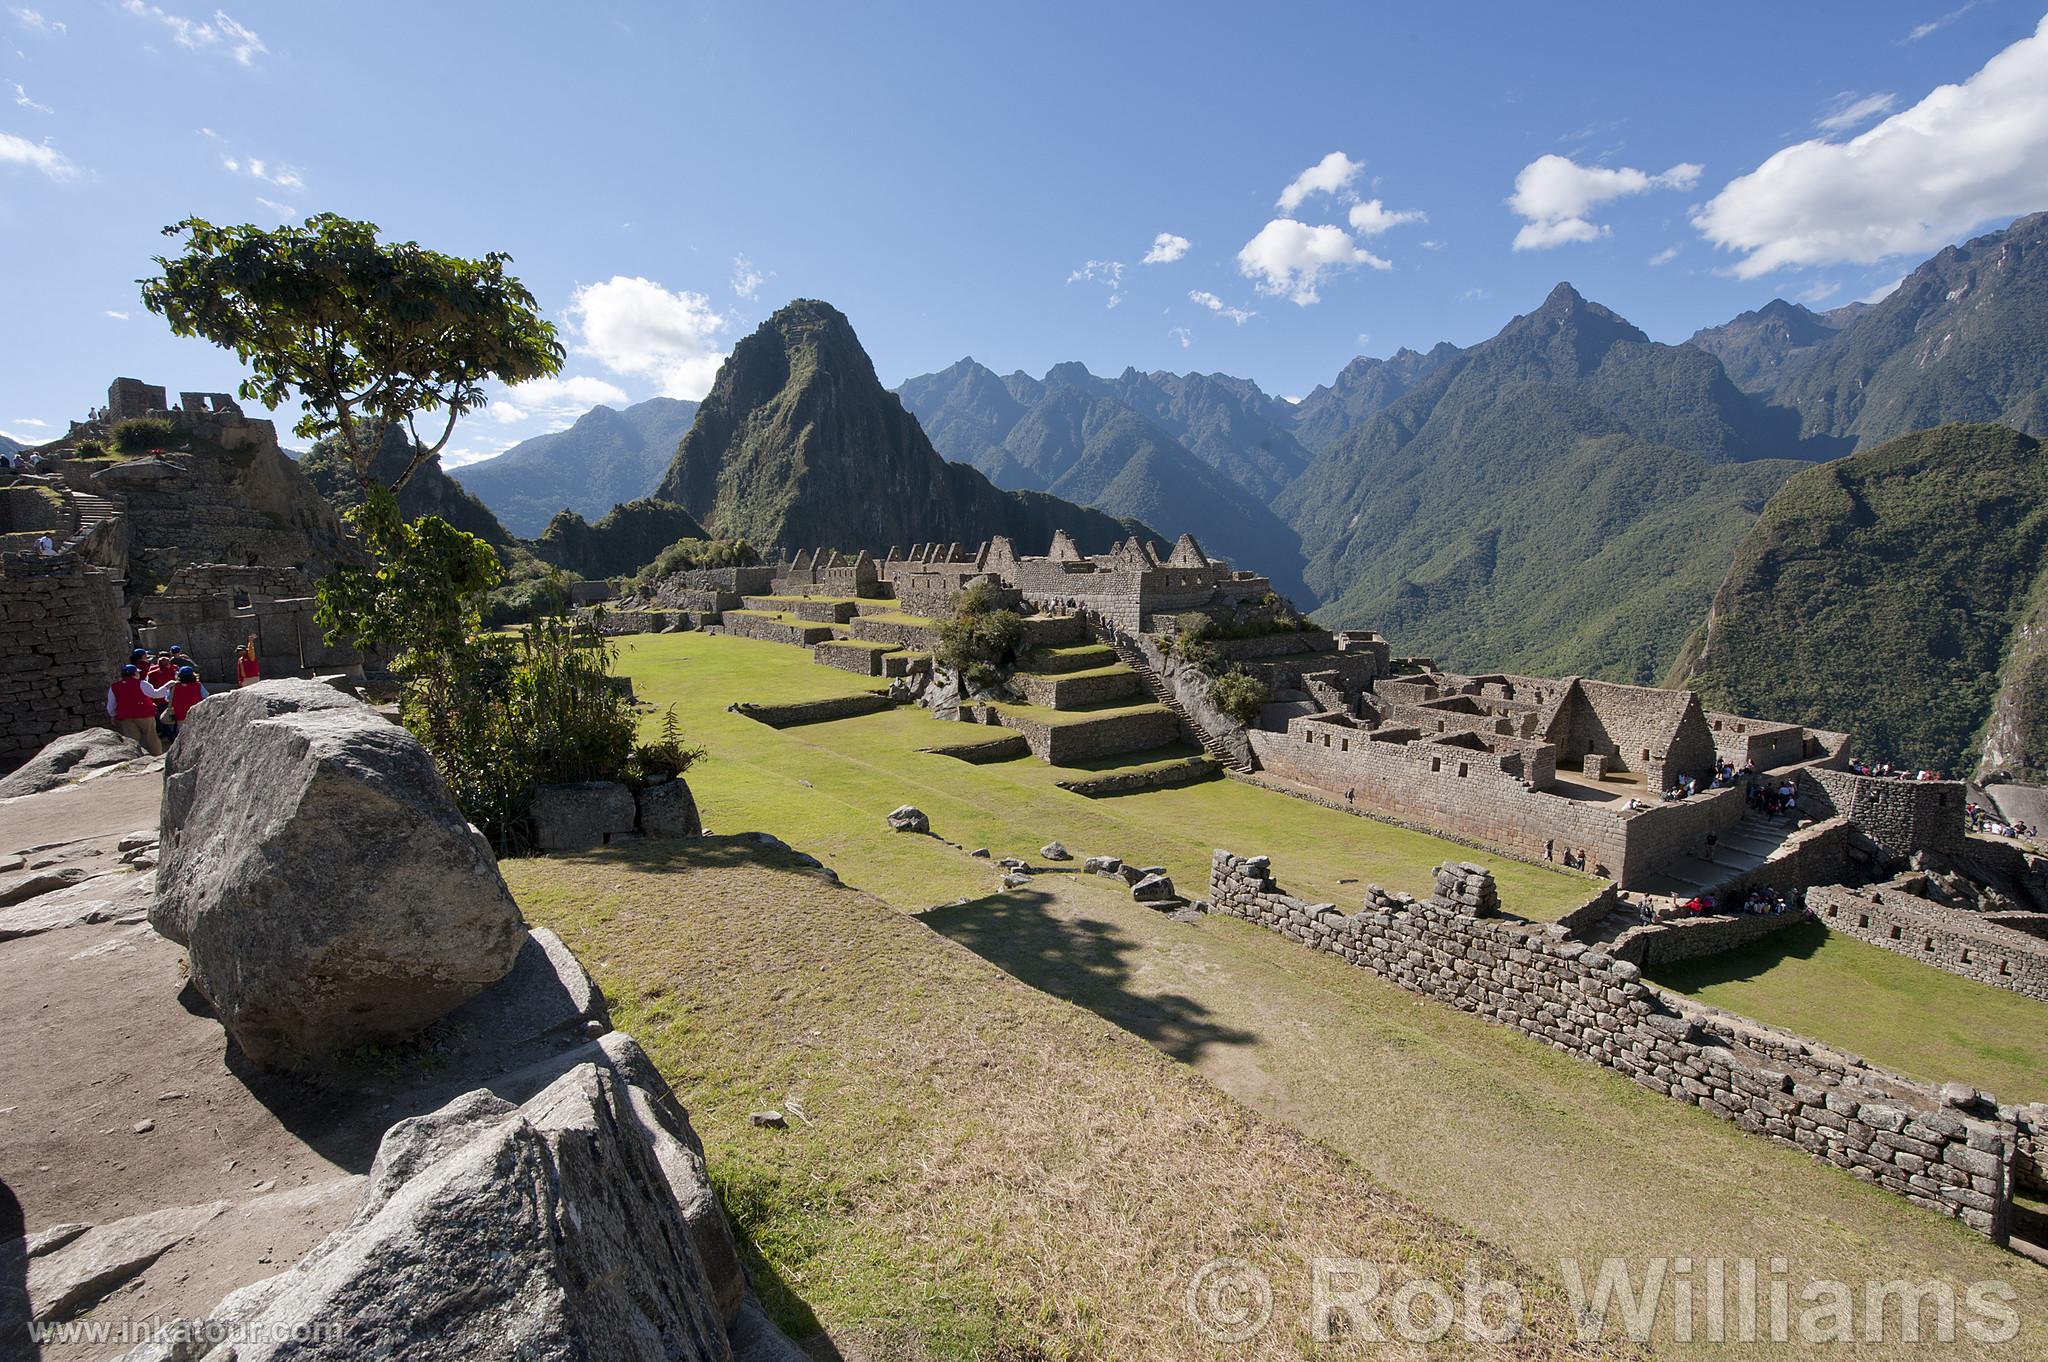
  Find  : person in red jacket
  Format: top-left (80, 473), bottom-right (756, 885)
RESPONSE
top-left (164, 665), bottom-right (208, 740)
top-left (144, 651), bottom-right (178, 690)
top-left (236, 635), bottom-right (260, 687)
top-left (106, 663), bottom-right (167, 756)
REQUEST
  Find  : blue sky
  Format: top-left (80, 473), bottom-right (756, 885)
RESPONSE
top-left (4, 1), bottom-right (2046, 464)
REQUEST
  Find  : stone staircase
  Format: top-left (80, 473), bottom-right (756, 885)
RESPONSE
top-left (62, 491), bottom-right (118, 554)
top-left (1624, 810), bottom-right (1804, 903)
top-left (1097, 626), bottom-right (1249, 772)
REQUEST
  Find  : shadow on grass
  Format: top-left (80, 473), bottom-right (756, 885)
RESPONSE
top-left (920, 888), bottom-right (1255, 1065)
top-left (1646, 918), bottom-right (1828, 992)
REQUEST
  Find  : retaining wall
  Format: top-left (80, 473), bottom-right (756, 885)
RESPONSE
top-left (0, 558), bottom-right (131, 765)
top-left (1056, 756), bottom-right (1220, 797)
top-left (723, 612), bottom-right (836, 647)
top-left (812, 639), bottom-right (899, 675)
top-left (1210, 850), bottom-right (2017, 1239)
top-left (1017, 668), bottom-right (1141, 709)
top-left (1608, 909), bottom-right (1810, 969)
top-left (975, 703), bottom-right (1181, 764)
top-left (1810, 883), bottom-right (2048, 1003)
top-left (1799, 768), bottom-right (1967, 858)
top-left (734, 693), bottom-right (892, 728)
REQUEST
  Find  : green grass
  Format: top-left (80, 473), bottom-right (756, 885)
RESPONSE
top-left (983, 696), bottom-right (1170, 725)
top-left (1647, 919), bottom-right (2048, 1103)
top-left (1012, 662), bottom-right (1134, 682)
top-left (615, 630), bottom-right (1594, 918)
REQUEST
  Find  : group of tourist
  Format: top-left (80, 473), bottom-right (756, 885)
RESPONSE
top-left (1966, 802), bottom-right (2037, 841)
top-left (1641, 885), bottom-right (1807, 923)
top-left (1662, 760), bottom-right (1744, 802)
top-left (1544, 840), bottom-right (1597, 872)
top-left (1748, 775), bottom-right (1800, 820)
top-left (0, 448), bottom-right (51, 474)
top-left (1846, 758), bottom-right (1943, 781)
top-left (104, 635), bottom-right (259, 755)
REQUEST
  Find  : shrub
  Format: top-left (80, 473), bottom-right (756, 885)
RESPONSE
top-left (110, 417), bottom-right (178, 453)
top-left (480, 564), bottom-right (569, 627)
top-left (73, 438), bottom-right (108, 459)
top-left (935, 580), bottom-right (1025, 684)
top-left (1208, 667), bottom-right (1271, 727)
top-left (629, 704), bottom-right (705, 784)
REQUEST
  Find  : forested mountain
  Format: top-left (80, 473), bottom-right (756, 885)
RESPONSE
top-left (1671, 424), bottom-right (2048, 779)
top-left (1277, 283), bottom-right (1835, 681)
top-left (900, 359), bottom-right (1313, 501)
top-left (528, 497), bottom-right (709, 580)
top-left (0, 435), bottom-right (24, 458)
top-left (654, 300), bottom-right (1151, 555)
top-left (452, 396), bottom-right (699, 536)
top-left (1290, 343), bottom-right (1460, 454)
top-left (301, 427), bottom-right (521, 554)
top-left (1684, 299), bottom-right (1851, 393)
top-left (998, 387), bottom-right (1309, 601)
top-left (1765, 211), bottom-right (2048, 445)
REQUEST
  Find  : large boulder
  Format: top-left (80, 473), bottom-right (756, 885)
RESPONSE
top-left (531, 781), bottom-right (638, 851)
top-left (153, 679), bottom-right (526, 1066)
top-left (885, 805), bottom-right (929, 834)
top-left (0, 728), bottom-right (143, 799)
top-left (637, 778), bottom-right (702, 839)
top-left (145, 1036), bottom-right (805, 1361)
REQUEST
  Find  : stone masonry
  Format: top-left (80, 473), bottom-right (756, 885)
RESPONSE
top-left (1810, 880), bottom-right (2048, 1003)
top-left (0, 557), bottom-right (131, 764)
top-left (1210, 849), bottom-right (2020, 1240)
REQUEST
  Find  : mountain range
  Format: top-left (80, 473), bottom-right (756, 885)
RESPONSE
top-left (415, 210), bottom-right (2048, 771)
top-left (451, 397), bottom-right (700, 537)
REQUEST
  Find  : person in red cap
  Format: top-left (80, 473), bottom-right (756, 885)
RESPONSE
top-left (106, 663), bottom-right (168, 756)
top-left (236, 634), bottom-right (260, 687)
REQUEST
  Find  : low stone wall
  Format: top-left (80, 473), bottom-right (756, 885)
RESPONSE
top-left (849, 615), bottom-right (938, 649)
top-left (1210, 849), bottom-right (2018, 1239)
top-left (1022, 643), bottom-right (1118, 674)
top-left (0, 558), bottom-right (131, 765)
top-left (882, 651), bottom-right (931, 679)
top-left (1019, 615), bottom-right (1090, 648)
top-left (1609, 909), bottom-right (1809, 969)
top-left (1056, 756), bottom-right (1221, 797)
top-left (976, 703), bottom-right (1181, 764)
top-left (1810, 882), bottom-right (2048, 1003)
top-left (1017, 668), bottom-right (1141, 709)
top-left (734, 693), bottom-right (892, 728)
top-left (921, 732), bottom-right (1032, 763)
top-left (813, 639), bottom-right (899, 675)
top-left (1718, 817), bottom-right (1859, 900)
top-left (583, 608), bottom-right (679, 636)
top-left (723, 611), bottom-right (836, 646)
top-left (743, 595), bottom-right (858, 623)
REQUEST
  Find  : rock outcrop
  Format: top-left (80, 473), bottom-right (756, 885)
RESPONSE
top-left (120, 1035), bottom-right (805, 1361)
top-left (0, 728), bottom-right (142, 799)
top-left (153, 679), bottom-right (526, 1065)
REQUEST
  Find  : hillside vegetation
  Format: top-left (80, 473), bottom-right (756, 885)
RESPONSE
top-left (1670, 423), bottom-right (2048, 775)
top-left (453, 396), bottom-right (700, 536)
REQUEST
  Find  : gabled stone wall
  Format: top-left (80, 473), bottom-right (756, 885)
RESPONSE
top-left (1210, 849), bottom-right (2018, 1239)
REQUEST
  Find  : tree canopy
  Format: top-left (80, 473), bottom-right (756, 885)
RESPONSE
top-left (140, 213), bottom-right (562, 490)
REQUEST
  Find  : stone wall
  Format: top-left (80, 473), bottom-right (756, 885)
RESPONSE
top-left (0, 558), bottom-right (131, 765)
top-left (974, 703), bottom-right (1180, 764)
top-left (1810, 882), bottom-right (2048, 1002)
top-left (1798, 768), bottom-right (1967, 858)
top-left (1210, 850), bottom-right (2018, 1239)
top-left (722, 611), bottom-right (836, 646)
top-left (733, 693), bottom-right (892, 728)
top-left (1248, 720), bottom-right (1746, 887)
top-left (1017, 668), bottom-right (1141, 709)
top-left (1608, 909), bottom-right (1809, 968)
top-left (850, 615), bottom-right (939, 649)
top-left (1055, 756), bottom-right (1220, 797)
top-left (812, 639), bottom-right (900, 675)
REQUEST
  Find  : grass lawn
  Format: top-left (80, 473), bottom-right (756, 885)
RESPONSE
top-left (506, 842), bottom-right (1604, 1361)
top-left (1647, 919), bottom-right (2048, 1103)
top-left (614, 630), bottom-right (1595, 917)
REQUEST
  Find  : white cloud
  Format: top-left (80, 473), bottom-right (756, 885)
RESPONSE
top-left (1795, 279), bottom-right (1841, 304)
top-left (10, 7), bottom-right (64, 36)
top-left (1419, 239), bottom-right (1446, 251)
top-left (122, 3), bottom-right (266, 65)
top-left (1276, 151), bottom-right (1362, 212)
top-left (14, 417), bottom-right (45, 427)
top-left (255, 195), bottom-right (296, 218)
top-left (1694, 15), bottom-right (2048, 278)
top-left (221, 155), bottom-right (302, 189)
top-left (731, 253), bottom-right (768, 300)
top-left (13, 82), bottom-right (50, 114)
top-left (1904, 1), bottom-right (1980, 43)
top-left (1461, 287), bottom-right (1491, 302)
top-left (441, 437), bottom-right (518, 470)
top-left (1236, 219), bottom-right (1386, 305)
top-left (1817, 91), bottom-right (1896, 133)
top-left (1860, 275), bottom-right (1906, 304)
top-left (0, 130), bottom-right (74, 179)
top-left (1347, 198), bottom-right (1426, 236)
top-left (1508, 154), bottom-right (1701, 250)
top-left (1648, 244), bottom-right (1682, 266)
top-left (565, 276), bottom-right (729, 400)
top-left (103, 309), bottom-right (129, 321)
top-left (1188, 289), bottom-right (1255, 324)
top-left (1067, 258), bottom-right (1125, 308)
top-left (1142, 231), bottom-right (1190, 264)
top-left (1168, 326), bottom-right (1192, 349)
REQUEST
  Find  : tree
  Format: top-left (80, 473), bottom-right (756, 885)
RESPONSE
top-left (139, 214), bottom-right (562, 491)
top-left (314, 488), bottom-right (502, 671)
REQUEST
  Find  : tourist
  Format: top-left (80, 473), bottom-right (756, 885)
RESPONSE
top-left (105, 663), bottom-right (167, 756)
top-left (145, 651), bottom-right (178, 690)
top-left (1545, 838), bottom-right (1555, 862)
top-left (34, 532), bottom-right (56, 557)
top-left (1703, 830), bottom-right (1719, 863)
top-left (163, 664), bottom-right (208, 739)
top-left (236, 635), bottom-right (260, 687)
